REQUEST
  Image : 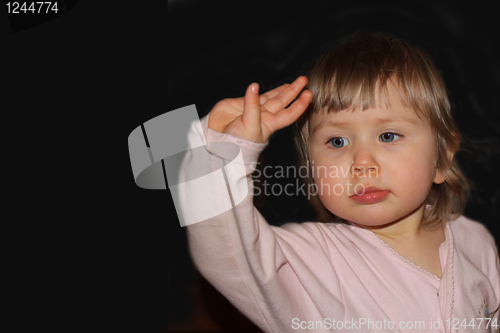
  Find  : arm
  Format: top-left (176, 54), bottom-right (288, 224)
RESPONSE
top-left (185, 78), bottom-right (313, 332)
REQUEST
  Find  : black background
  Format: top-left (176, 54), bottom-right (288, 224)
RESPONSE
top-left (2, 0), bottom-right (498, 331)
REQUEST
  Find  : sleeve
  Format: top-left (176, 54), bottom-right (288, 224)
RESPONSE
top-left (473, 220), bottom-right (500, 332)
top-left (183, 114), bottom-right (306, 332)
top-left (485, 229), bottom-right (500, 332)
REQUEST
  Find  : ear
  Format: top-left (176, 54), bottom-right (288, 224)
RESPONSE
top-left (433, 169), bottom-right (446, 185)
top-left (433, 135), bottom-right (459, 185)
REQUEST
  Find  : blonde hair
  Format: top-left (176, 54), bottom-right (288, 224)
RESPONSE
top-left (294, 32), bottom-right (469, 229)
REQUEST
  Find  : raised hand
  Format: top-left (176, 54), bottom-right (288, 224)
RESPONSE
top-left (207, 76), bottom-right (312, 143)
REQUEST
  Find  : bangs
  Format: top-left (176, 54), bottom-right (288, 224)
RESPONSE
top-left (306, 32), bottom-right (447, 120)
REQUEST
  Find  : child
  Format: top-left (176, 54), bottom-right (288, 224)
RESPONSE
top-left (185, 32), bottom-right (499, 332)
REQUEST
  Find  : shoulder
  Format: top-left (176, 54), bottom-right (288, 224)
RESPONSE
top-left (448, 215), bottom-right (499, 258)
top-left (449, 215), bottom-right (496, 244)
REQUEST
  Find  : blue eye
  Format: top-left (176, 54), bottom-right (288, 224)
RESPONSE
top-left (329, 137), bottom-right (350, 148)
top-left (379, 132), bottom-right (401, 142)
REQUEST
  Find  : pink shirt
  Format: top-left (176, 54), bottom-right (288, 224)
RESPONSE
top-left (186, 115), bottom-right (500, 332)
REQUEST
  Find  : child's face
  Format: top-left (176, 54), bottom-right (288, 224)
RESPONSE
top-left (308, 83), bottom-right (444, 227)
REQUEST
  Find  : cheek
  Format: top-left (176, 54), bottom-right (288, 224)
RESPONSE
top-left (310, 155), bottom-right (348, 185)
top-left (388, 148), bottom-right (437, 196)
top-left (310, 158), bottom-right (352, 206)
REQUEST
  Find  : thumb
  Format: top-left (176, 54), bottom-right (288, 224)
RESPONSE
top-left (241, 83), bottom-right (261, 134)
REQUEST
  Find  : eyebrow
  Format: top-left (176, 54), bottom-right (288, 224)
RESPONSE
top-left (311, 117), bottom-right (420, 135)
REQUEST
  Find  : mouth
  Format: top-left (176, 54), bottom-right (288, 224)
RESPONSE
top-left (350, 186), bottom-right (390, 204)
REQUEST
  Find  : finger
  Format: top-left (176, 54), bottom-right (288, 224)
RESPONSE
top-left (242, 83), bottom-right (262, 132)
top-left (273, 89), bottom-right (313, 130)
top-left (264, 76), bottom-right (309, 113)
top-left (259, 83), bottom-right (290, 104)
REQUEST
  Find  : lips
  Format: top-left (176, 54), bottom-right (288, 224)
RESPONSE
top-left (350, 186), bottom-right (390, 204)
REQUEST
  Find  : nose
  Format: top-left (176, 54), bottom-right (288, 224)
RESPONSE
top-left (350, 143), bottom-right (380, 178)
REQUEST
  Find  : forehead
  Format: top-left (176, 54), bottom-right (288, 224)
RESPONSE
top-left (310, 82), bottom-right (426, 131)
